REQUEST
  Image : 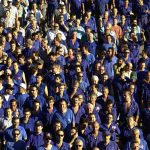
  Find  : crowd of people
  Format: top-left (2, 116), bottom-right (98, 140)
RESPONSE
top-left (0, 0), bottom-right (149, 149)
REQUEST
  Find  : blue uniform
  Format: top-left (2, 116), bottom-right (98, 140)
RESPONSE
top-left (4, 140), bottom-right (26, 150)
top-left (97, 141), bottom-right (119, 150)
top-left (86, 131), bottom-right (103, 149)
top-left (124, 139), bottom-right (149, 150)
top-left (27, 132), bottom-right (44, 150)
top-left (53, 109), bottom-right (75, 131)
top-left (4, 126), bottom-right (27, 142)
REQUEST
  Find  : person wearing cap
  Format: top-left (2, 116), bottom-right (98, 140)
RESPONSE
top-left (38, 132), bottom-right (58, 150)
top-left (4, 128), bottom-right (27, 150)
top-left (15, 82), bottom-right (29, 110)
top-left (27, 120), bottom-right (44, 150)
top-left (53, 99), bottom-right (75, 132)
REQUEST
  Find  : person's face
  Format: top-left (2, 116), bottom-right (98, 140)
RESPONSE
top-left (75, 19), bottom-right (80, 27)
top-left (78, 73), bottom-right (83, 80)
top-left (89, 95), bottom-right (96, 104)
top-left (73, 97), bottom-right (79, 105)
top-left (100, 66), bottom-right (105, 74)
top-left (57, 131), bottom-right (64, 142)
top-left (121, 15), bottom-right (126, 22)
top-left (106, 104), bottom-right (113, 112)
top-left (124, 91), bottom-right (131, 103)
top-left (59, 85), bottom-right (65, 93)
top-left (104, 135), bottom-right (111, 143)
top-left (129, 85), bottom-right (135, 94)
top-left (13, 119), bottom-right (20, 127)
top-left (78, 95), bottom-right (83, 105)
top-left (102, 88), bottom-right (109, 96)
top-left (102, 75), bottom-right (108, 82)
top-left (44, 136), bottom-right (51, 145)
top-left (146, 72), bottom-right (150, 81)
top-left (132, 130), bottom-right (140, 140)
top-left (13, 63), bottom-right (18, 70)
top-left (87, 105), bottom-right (94, 114)
top-left (70, 129), bottom-right (76, 137)
top-left (30, 87), bottom-right (38, 96)
top-left (6, 109), bottom-right (12, 117)
top-left (93, 122), bottom-right (100, 132)
top-left (54, 24), bottom-right (59, 31)
top-left (106, 114), bottom-right (113, 124)
top-left (127, 117), bottom-right (135, 128)
top-left (13, 131), bottom-right (20, 141)
top-left (132, 143), bottom-right (139, 150)
top-left (6, 88), bottom-right (13, 95)
top-left (76, 55), bottom-right (82, 62)
top-left (0, 96), bottom-right (3, 104)
top-left (95, 63), bottom-right (101, 71)
top-left (33, 102), bottom-right (40, 111)
top-left (48, 100), bottom-right (54, 107)
top-left (54, 123), bottom-right (61, 131)
top-left (7, 58), bottom-right (12, 66)
top-left (36, 75), bottom-right (43, 83)
top-left (11, 101), bottom-right (17, 110)
top-left (24, 111), bottom-right (31, 120)
top-left (59, 101), bottom-right (67, 113)
top-left (6, 10), bottom-right (10, 17)
top-left (92, 78), bottom-right (98, 84)
top-left (107, 49), bottom-right (113, 57)
top-left (107, 36), bottom-right (112, 43)
top-left (19, 86), bottom-right (25, 93)
top-left (35, 125), bottom-right (43, 134)
top-left (75, 141), bottom-right (83, 150)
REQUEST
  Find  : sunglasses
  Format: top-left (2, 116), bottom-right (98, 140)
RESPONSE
top-left (58, 134), bottom-right (64, 137)
top-left (76, 145), bottom-right (82, 147)
top-left (13, 133), bottom-right (20, 136)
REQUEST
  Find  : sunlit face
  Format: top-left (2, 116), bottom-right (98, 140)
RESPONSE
top-left (59, 101), bottom-right (67, 113)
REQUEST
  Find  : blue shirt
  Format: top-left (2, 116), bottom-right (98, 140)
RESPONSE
top-left (4, 140), bottom-right (26, 150)
top-left (124, 139), bottom-right (149, 150)
top-left (38, 145), bottom-right (58, 150)
top-left (53, 109), bottom-right (75, 130)
top-left (27, 132), bottom-right (44, 150)
top-left (4, 126), bottom-right (27, 142)
top-left (53, 142), bottom-right (70, 150)
top-left (97, 140), bottom-right (119, 150)
top-left (86, 131), bottom-right (103, 149)
top-left (101, 123), bottom-right (120, 141)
